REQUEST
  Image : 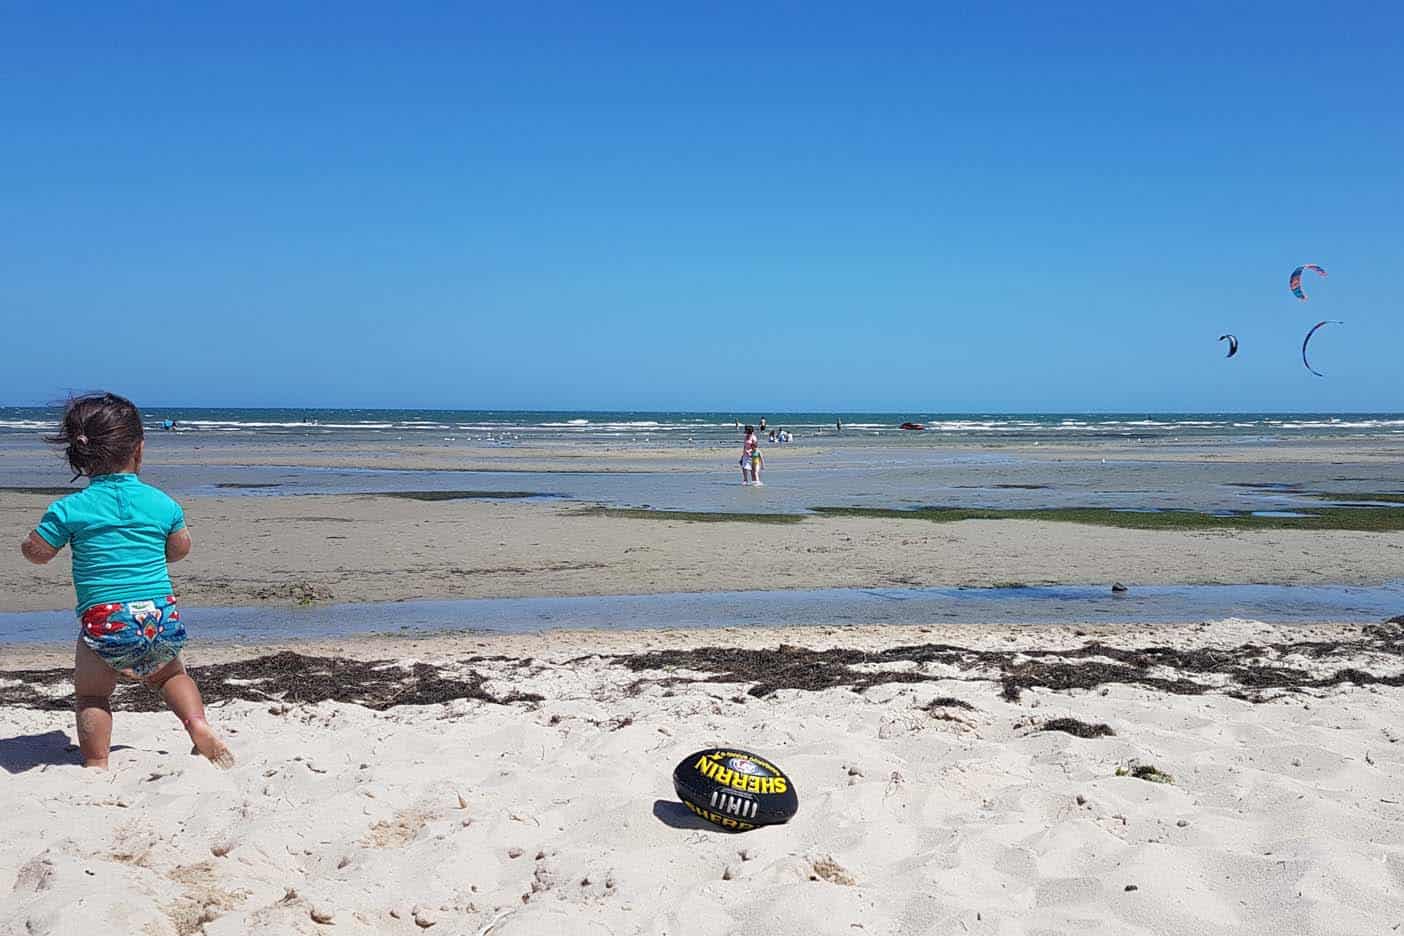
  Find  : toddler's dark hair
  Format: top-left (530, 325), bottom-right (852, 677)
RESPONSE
top-left (46, 393), bottom-right (145, 480)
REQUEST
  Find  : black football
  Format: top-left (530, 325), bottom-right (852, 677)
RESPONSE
top-left (673, 747), bottom-right (798, 832)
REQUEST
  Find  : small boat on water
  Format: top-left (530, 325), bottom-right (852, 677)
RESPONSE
top-left (899, 422), bottom-right (926, 431)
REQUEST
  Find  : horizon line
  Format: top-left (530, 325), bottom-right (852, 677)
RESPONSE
top-left (5, 403), bottom-right (1404, 417)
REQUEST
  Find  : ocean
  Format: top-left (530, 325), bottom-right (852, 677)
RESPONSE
top-left (4, 407), bottom-right (1403, 516)
top-left (4, 407), bottom-right (1404, 446)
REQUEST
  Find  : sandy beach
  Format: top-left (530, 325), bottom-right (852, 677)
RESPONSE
top-left (4, 437), bottom-right (1403, 934)
top-left (5, 619), bottom-right (1404, 934)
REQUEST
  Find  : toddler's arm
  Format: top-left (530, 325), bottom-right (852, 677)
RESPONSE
top-left (166, 528), bottom-right (192, 563)
top-left (20, 531), bottom-right (60, 565)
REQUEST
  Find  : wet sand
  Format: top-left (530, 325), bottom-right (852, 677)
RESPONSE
top-left (4, 491), bottom-right (1403, 613)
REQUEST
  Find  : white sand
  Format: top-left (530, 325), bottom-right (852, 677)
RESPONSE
top-left (4, 621), bottom-right (1403, 935)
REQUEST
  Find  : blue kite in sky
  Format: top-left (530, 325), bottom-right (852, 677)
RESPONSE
top-left (1301, 320), bottom-right (1342, 377)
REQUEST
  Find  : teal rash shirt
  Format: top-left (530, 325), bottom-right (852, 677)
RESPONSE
top-left (34, 473), bottom-right (186, 613)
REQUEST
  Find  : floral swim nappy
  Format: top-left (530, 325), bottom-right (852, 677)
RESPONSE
top-left (80, 595), bottom-right (186, 677)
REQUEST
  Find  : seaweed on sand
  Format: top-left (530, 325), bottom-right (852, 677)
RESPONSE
top-left (1040, 717), bottom-right (1115, 738)
top-left (605, 622), bottom-right (1404, 704)
top-left (7, 624), bottom-right (1404, 713)
top-left (1116, 763), bottom-right (1174, 783)
top-left (925, 696), bottom-right (976, 712)
top-left (0, 652), bottom-right (541, 713)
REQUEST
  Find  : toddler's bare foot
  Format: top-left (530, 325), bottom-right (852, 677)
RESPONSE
top-left (186, 718), bottom-right (235, 769)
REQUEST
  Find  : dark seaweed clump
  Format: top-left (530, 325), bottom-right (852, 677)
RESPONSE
top-left (1041, 717), bottom-right (1115, 738)
top-left (0, 652), bottom-right (542, 712)
top-left (925, 696), bottom-right (976, 712)
top-left (1118, 763), bottom-right (1174, 783)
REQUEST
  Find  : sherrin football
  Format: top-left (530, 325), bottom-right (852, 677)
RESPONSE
top-left (673, 747), bottom-right (798, 831)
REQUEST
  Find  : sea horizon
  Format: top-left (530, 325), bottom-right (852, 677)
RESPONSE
top-left (5, 405), bottom-right (1404, 446)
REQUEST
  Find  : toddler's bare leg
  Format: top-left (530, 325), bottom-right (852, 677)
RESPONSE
top-left (74, 639), bottom-right (117, 769)
top-left (146, 656), bottom-right (235, 769)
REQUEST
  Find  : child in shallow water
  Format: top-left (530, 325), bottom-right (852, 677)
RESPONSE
top-left (740, 424), bottom-right (758, 484)
top-left (20, 393), bottom-right (233, 769)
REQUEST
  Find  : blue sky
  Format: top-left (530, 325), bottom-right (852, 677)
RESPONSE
top-left (2, 2), bottom-right (1401, 411)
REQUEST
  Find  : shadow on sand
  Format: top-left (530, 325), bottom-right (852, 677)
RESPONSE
top-left (0, 729), bottom-right (135, 773)
top-left (0, 729), bottom-right (79, 773)
top-left (652, 799), bottom-right (718, 831)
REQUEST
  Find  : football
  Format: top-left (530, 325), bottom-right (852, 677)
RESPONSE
top-left (672, 747), bottom-right (799, 832)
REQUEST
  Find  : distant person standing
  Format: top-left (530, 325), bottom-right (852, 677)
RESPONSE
top-left (759, 417), bottom-right (767, 432)
top-left (740, 425), bottom-right (758, 484)
top-left (836, 418), bottom-right (842, 433)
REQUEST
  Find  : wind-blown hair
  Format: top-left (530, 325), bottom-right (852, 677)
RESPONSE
top-left (46, 392), bottom-right (145, 480)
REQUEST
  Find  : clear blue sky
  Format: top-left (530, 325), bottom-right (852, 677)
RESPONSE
top-left (3, 2), bottom-right (1401, 412)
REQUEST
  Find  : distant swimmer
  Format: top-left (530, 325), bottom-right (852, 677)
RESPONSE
top-left (160, 419), bottom-right (176, 431)
top-left (836, 419), bottom-right (842, 433)
top-left (759, 417), bottom-right (767, 432)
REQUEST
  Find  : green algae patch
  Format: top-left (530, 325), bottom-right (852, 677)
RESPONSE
top-left (380, 490), bottom-right (544, 501)
top-left (579, 506), bottom-right (806, 524)
top-left (1117, 763), bottom-right (1174, 784)
top-left (1305, 492), bottom-right (1404, 505)
top-left (809, 505), bottom-right (1404, 532)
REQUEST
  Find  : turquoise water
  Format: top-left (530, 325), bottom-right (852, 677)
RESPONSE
top-left (3, 583), bottom-right (1401, 644)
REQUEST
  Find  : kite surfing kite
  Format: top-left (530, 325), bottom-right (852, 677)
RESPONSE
top-left (1301, 320), bottom-right (1342, 377)
top-left (1289, 264), bottom-right (1327, 301)
top-left (1218, 334), bottom-right (1239, 358)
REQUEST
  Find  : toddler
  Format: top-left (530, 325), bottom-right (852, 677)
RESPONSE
top-left (20, 393), bottom-right (233, 769)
